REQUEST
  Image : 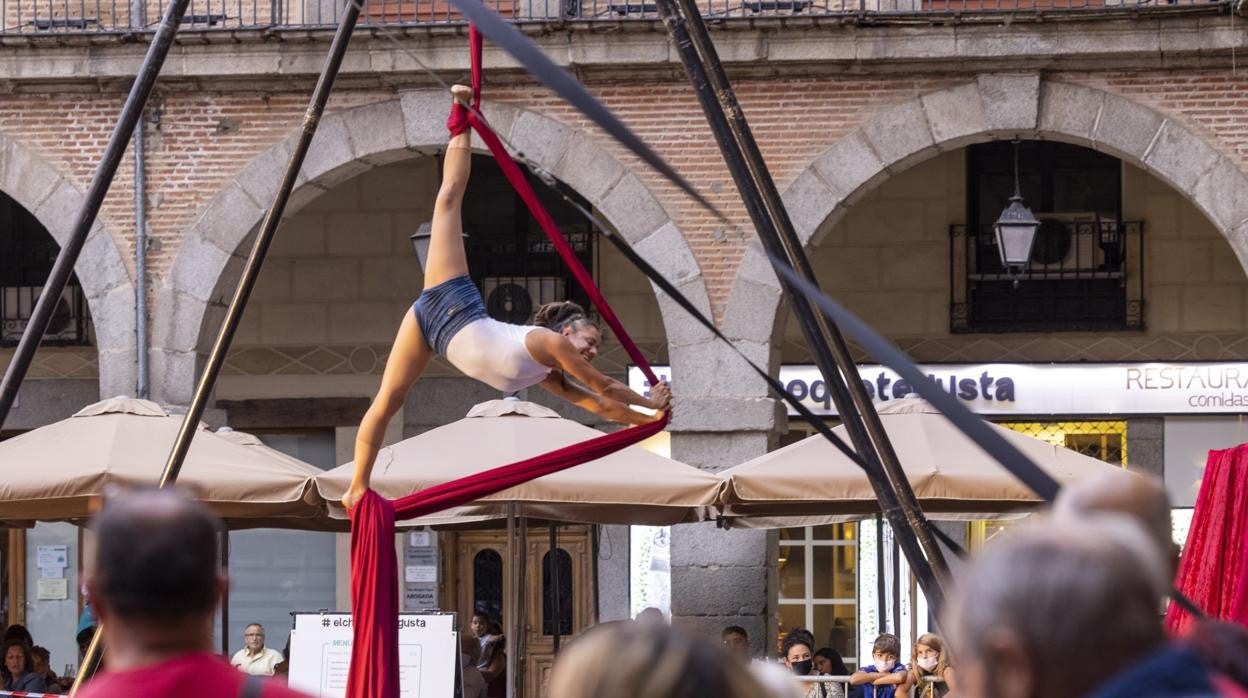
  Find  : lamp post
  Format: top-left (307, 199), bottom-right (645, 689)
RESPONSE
top-left (994, 140), bottom-right (1041, 283)
top-left (409, 222), bottom-right (434, 271)
top-left (409, 223), bottom-right (469, 272)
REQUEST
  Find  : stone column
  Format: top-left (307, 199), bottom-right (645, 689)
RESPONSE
top-left (1126, 417), bottom-right (1164, 479)
top-left (667, 335), bottom-right (780, 658)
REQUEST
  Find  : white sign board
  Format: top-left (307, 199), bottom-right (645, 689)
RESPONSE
top-left (629, 362), bottom-right (1248, 417)
top-left (289, 613), bottom-right (456, 698)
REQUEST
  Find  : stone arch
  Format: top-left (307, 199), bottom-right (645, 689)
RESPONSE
top-left (155, 91), bottom-right (713, 405)
top-left (0, 133), bottom-right (136, 398)
top-left (722, 74), bottom-right (1248, 362)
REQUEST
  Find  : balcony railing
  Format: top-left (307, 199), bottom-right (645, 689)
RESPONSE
top-left (0, 0), bottom-right (1232, 34)
top-left (949, 219), bottom-right (1145, 333)
top-left (0, 284), bottom-right (90, 347)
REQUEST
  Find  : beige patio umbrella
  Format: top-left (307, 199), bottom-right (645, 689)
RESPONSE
top-left (719, 397), bottom-right (1135, 528)
top-left (315, 398), bottom-right (722, 526)
top-left (0, 397), bottom-right (328, 527)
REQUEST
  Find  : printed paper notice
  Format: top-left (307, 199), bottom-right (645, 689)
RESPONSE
top-left (37, 578), bottom-right (68, 600)
top-left (39, 565), bottom-right (64, 579)
top-left (405, 566), bottom-right (437, 583)
top-left (36, 545), bottom-right (68, 569)
top-left (408, 531), bottom-right (432, 547)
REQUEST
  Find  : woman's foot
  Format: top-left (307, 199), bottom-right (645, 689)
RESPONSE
top-left (451, 84), bottom-right (472, 106)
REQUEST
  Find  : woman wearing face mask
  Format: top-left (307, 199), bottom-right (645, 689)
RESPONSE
top-left (782, 630), bottom-right (844, 698)
top-left (899, 633), bottom-right (955, 698)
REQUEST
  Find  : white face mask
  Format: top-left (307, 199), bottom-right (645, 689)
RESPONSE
top-left (874, 656), bottom-right (895, 672)
top-left (917, 656), bottom-right (938, 672)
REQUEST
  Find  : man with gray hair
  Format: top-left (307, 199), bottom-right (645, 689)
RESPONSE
top-left (231, 623), bottom-right (284, 677)
top-left (1055, 470), bottom-right (1248, 695)
top-left (1054, 470), bottom-right (1177, 575)
top-left (942, 514), bottom-right (1219, 698)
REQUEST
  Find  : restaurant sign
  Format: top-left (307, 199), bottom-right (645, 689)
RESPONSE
top-left (627, 362), bottom-right (1248, 416)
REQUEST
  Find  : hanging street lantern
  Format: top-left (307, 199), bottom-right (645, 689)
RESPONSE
top-left (993, 140), bottom-right (1041, 280)
top-left (409, 222), bottom-right (434, 270)
top-left (409, 222), bottom-right (468, 272)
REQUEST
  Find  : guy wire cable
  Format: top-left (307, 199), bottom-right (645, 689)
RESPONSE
top-left (359, 13), bottom-right (1205, 617)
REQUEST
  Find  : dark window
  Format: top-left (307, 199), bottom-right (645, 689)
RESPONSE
top-left (0, 191), bottom-right (90, 345)
top-left (472, 549), bottom-right (504, 623)
top-left (951, 141), bottom-right (1143, 333)
top-left (541, 548), bottom-right (573, 636)
top-left (461, 155), bottom-right (595, 325)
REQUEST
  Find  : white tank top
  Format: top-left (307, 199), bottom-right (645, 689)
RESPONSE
top-left (444, 318), bottom-right (553, 393)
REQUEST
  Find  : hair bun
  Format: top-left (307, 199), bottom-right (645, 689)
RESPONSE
top-left (532, 301), bottom-right (589, 331)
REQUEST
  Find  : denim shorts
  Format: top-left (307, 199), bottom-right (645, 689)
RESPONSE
top-left (412, 275), bottom-right (489, 355)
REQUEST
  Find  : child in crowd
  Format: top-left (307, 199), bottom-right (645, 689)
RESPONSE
top-left (849, 634), bottom-right (906, 698)
top-left (899, 633), bottom-right (955, 698)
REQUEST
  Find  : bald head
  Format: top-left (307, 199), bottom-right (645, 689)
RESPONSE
top-left (1055, 471), bottom-right (1175, 575)
top-left (89, 487), bottom-right (223, 623)
top-left (944, 515), bottom-right (1168, 698)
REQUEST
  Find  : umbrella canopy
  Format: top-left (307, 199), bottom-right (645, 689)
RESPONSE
top-left (315, 398), bottom-right (722, 526)
top-left (719, 397), bottom-right (1135, 528)
top-left (0, 397), bottom-right (327, 527)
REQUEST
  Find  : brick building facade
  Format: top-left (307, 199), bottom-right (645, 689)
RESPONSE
top-left (2, 2), bottom-right (1247, 687)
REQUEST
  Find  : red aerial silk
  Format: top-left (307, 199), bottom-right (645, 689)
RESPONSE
top-left (344, 24), bottom-right (668, 698)
top-left (1165, 443), bottom-right (1248, 635)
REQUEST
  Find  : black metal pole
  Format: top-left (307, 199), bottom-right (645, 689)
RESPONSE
top-left (875, 515), bottom-right (886, 635)
top-left (158, 0), bottom-right (362, 487)
top-left (654, 0), bottom-right (947, 610)
top-left (668, 0), bottom-right (950, 591)
top-left (72, 4), bottom-right (362, 693)
top-left (0, 0), bottom-right (190, 430)
top-left (891, 532), bottom-right (901, 640)
top-left (220, 530), bottom-right (231, 656)
top-left (549, 524), bottom-right (561, 655)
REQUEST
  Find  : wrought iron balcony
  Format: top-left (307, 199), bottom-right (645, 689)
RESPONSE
top-left (949, 219), bottom-right (1144, 333)
top-left (0, 0), bottom-right (1233, 34)
top-left (0, 284), bottom-right (90, 346)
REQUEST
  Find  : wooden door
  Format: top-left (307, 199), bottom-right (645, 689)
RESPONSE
top-left (447, 525), bottom-right (594, 698)
top-left (523, 526), bottom-right (592, 698)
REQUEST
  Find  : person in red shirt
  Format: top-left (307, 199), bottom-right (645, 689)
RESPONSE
top-left (77, 487), bottom-right (309, 698)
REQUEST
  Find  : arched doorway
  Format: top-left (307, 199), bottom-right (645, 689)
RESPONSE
top-left (764, 132), bottom-right (1248, 663)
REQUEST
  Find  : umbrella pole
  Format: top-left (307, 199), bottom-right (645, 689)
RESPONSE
top-left (221, 531), bottom-right (230, 656)
top-left (891, 533), bottom-right (901, 641)
top-left (653, 0), bottom-right (949, 611)
top-left (876, 515), bottom-right (886, 635)
top-left (0, 0), bottom-right (189, 430)
top-left (549, 524), bottom-right (561, 655)
top-left (506, 505), bottom-right (517, 698)
top-left (516, 517), bottom-right (528, 698)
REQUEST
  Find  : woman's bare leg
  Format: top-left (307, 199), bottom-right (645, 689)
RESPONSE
top-left (342, 85), bottom-right (473, 508)
top-left (422, 85), bottom-right (474, 289)
top-left (342, 311), bottom-right (432, 509)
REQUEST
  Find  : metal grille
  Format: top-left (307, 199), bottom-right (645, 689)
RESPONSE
top-left (461, 154), bottom-right (596, 325)
top-left (950, 220), bottom-right (1145, 333)
top-left (997, 419), bottom-right (1128, 465)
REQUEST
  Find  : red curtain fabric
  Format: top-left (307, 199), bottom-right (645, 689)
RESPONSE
top-left (1165, 443), bottom-right (1248, 635)
top-left (344, 24), bottom-right (667, 697)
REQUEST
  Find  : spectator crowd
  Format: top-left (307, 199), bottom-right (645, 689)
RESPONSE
top-left (2, 472), bottom-right (1244, 697)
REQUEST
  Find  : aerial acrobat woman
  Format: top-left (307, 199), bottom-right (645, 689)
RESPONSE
top-left (342, 85), bottom-right (672, 509)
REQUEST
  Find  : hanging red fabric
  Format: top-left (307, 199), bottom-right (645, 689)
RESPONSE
top-left (344, 24), bottom-right (668, 698)
top-left (1165, 443), bottom-right (1248, 635)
